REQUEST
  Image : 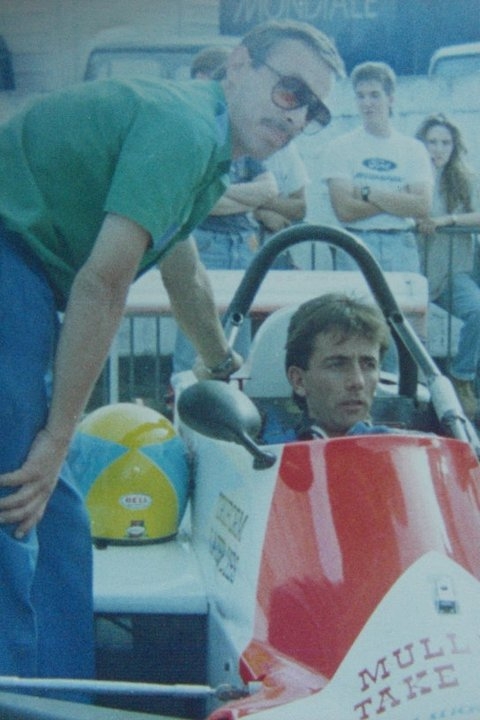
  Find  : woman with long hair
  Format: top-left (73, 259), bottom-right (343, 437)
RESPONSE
top-left (416, 114), bottom-right (480, 419)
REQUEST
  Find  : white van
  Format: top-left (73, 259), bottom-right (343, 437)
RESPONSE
top-left (83, 26), bottom-right (238, 82)
top-left (428, 41), bottom-right (480, 77)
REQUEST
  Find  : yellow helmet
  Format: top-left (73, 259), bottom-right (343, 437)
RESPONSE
top-left (69, 403), bottom-right (190, 545)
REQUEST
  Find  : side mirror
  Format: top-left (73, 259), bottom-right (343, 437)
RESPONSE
top-left (177, 381), bottom-right (276, 469)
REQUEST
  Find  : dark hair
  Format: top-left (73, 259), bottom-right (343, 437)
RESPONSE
top-left (190, 46), bottom-right (230, 80)
top-left (285, 293), bottom-right (391, 373)
top-left (351, 61), bottom-right (396, 96)
top-left (241, 20), bottom-right (345, 79)
top-left (415, 113), bottom-right (473, 213)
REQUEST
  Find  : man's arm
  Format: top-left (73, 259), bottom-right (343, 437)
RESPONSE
top-left (357, 182), bottom-right (431, 218)
top-left (210, 171), bottom-right (278, 216)
top-left (254, 187), bottom-right (307, 232)
top-left (160, 237), bottom-right (242, 372)
top-left (327, 178), bottom-right (378, 223)
top-left (0, 213), bottom-right (151, 537)
top-left (417, 210), bottom-right (480, 235)
top-left (328, 178), bottom-right (431, 223)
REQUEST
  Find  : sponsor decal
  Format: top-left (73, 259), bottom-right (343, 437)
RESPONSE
top-left (249, 554), bottom-right (480, 719)
top-left (209, 529), bottom-right (239, 584)
top-left (208, 492), bottom-right (249, 584)
top-left (353, 632), bottom-right (476, 718)
top-left (363, 157), bottom-right (397, 172)
top-left (119, 493), bottom-right (152, 510)
top-left (215, 492), bottom-right (249, 541)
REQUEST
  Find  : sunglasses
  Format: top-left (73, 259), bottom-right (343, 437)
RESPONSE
top-left (262, 61), bottom-right (331, 132)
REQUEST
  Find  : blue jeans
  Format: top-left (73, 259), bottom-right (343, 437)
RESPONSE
top-left (436, 272), bottom-right (480, 381)
top-left (173, 227), bottom-right (257, 373)
top-left (0, 229), bottom-right (94, 682)
top-left (336, 230), bottom-right (420, 273)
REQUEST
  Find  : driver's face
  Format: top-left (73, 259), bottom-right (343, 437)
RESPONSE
top-left (288, 331), bottom-right (381, 436)
top-left (224, 39), bottom-right (334, 159)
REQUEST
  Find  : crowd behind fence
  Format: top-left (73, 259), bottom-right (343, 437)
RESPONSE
top-left (91, 226), bottom-right (480, 412)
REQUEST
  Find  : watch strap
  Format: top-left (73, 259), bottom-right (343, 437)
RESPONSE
top-left (361, 186), bottom-right (370, 202)
top-left (206, 349), bottom-right (235, 377)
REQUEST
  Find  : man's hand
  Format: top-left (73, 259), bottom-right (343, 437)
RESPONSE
top-left (193, 349), bottom-right (243, 380)
top-left (254, 172), bottom-right (279, 206)
top-left (161, 239), bottom-right (243, 371)
top-left (0, 213), bottom-right (150, 540)
top-left (254, 186), bottom-right (307, 231)
top-left (0, 429), bottom-right (68, 539)
top-left (212, 172), bottom-right (279, 216)
top-left (254, 207), bottom-right (291, 233)
top-left (416, 217), bottom-right (437, 236)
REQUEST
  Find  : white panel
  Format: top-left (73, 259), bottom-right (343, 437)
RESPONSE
top-left (0, 0), bottom-right (220, 90)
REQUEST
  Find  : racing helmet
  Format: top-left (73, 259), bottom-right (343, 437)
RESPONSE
top-left (69, 403), bottom-right (190, 545)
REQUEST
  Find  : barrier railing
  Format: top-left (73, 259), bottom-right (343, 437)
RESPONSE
top-left (90, 226), bottom-right (480, 411)
top-left (421, 225), bottom-right (480, 367)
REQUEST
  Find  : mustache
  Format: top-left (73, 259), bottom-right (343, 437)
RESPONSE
top-left (262, 117), bottom-right (295, 142)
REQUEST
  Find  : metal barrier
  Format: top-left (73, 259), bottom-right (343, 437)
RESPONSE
top-left (422, 225), bottom-right (480, 367)
top-left (91, 315), bottom-right (173, 411)
top-left (90, 227), bottom-right (480, 411)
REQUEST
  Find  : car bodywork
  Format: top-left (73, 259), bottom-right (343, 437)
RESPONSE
top-left (1, 225), bottom-right (479, 720)
top-left (177, 225), bottom-right (480, 719)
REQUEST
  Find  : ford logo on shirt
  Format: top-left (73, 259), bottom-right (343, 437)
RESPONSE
top-left (363, 158), bottom-right (397, 172)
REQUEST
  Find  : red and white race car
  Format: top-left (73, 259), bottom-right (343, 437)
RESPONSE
top-left (177, 225), bottom-right (480, 720)
top-left (2, 225), bottom-right (479, 720)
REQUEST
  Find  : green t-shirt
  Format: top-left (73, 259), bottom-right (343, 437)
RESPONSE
top-left (0, 78), bottom-right (231, 309)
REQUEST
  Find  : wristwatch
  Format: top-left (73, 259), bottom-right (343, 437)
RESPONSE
top-left (361, 186), bottom-right (371, 202)
top-left (207, 349), bottom-right (235, 377)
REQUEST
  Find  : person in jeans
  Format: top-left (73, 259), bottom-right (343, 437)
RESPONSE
top-left (172, 154), bottom-right (278, 371)
top-left (254, 141), bottom-right (310, 269)
top-left (323, 61), bottom-right (432, 273)
top-left (172, 46), bottom-right (279, 373)
top-left (322, 61), bottom-right (432, 375)
top-left (0, 20), bottom-right (344, 684)
top-left (416, 114), bottom-right (480, 420)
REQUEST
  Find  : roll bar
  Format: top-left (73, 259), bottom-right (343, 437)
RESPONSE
top-left (221, 224), bottom-right (480, 454)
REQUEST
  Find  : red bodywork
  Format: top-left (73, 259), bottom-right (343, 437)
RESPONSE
top-left (210, 434), bottom-right (480, 718)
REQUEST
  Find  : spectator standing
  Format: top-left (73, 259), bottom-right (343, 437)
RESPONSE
top-left (0, 20), bottom-right (344, 684)
top-left (255, 142), bottom-right (309, 268)
top-left (172, 46), bottom-right (280, 372)
top-left (323, 61), bottom-right (432, 272)
top-left (190, 45), bottom-right (230, 80)
top-left (415, 114), bottom-right (480, 420)
top-left (172, 154), bottom-right (278, 371)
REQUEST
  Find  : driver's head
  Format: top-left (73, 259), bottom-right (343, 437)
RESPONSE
top-left (285, 294), bottom-right (391, 436)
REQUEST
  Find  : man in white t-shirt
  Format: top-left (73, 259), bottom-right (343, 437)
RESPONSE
top-left (256, 143), bottom-right (309, 233)
top-left (254, 142), bottom-right (310, 268)
top-left (323, 61), bottom-right (433, 272)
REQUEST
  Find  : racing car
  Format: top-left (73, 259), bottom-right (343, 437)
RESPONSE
top-left (176, 225), bottom-right (480, 720)
top-left (1, 225), bottom-right (480, 720)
